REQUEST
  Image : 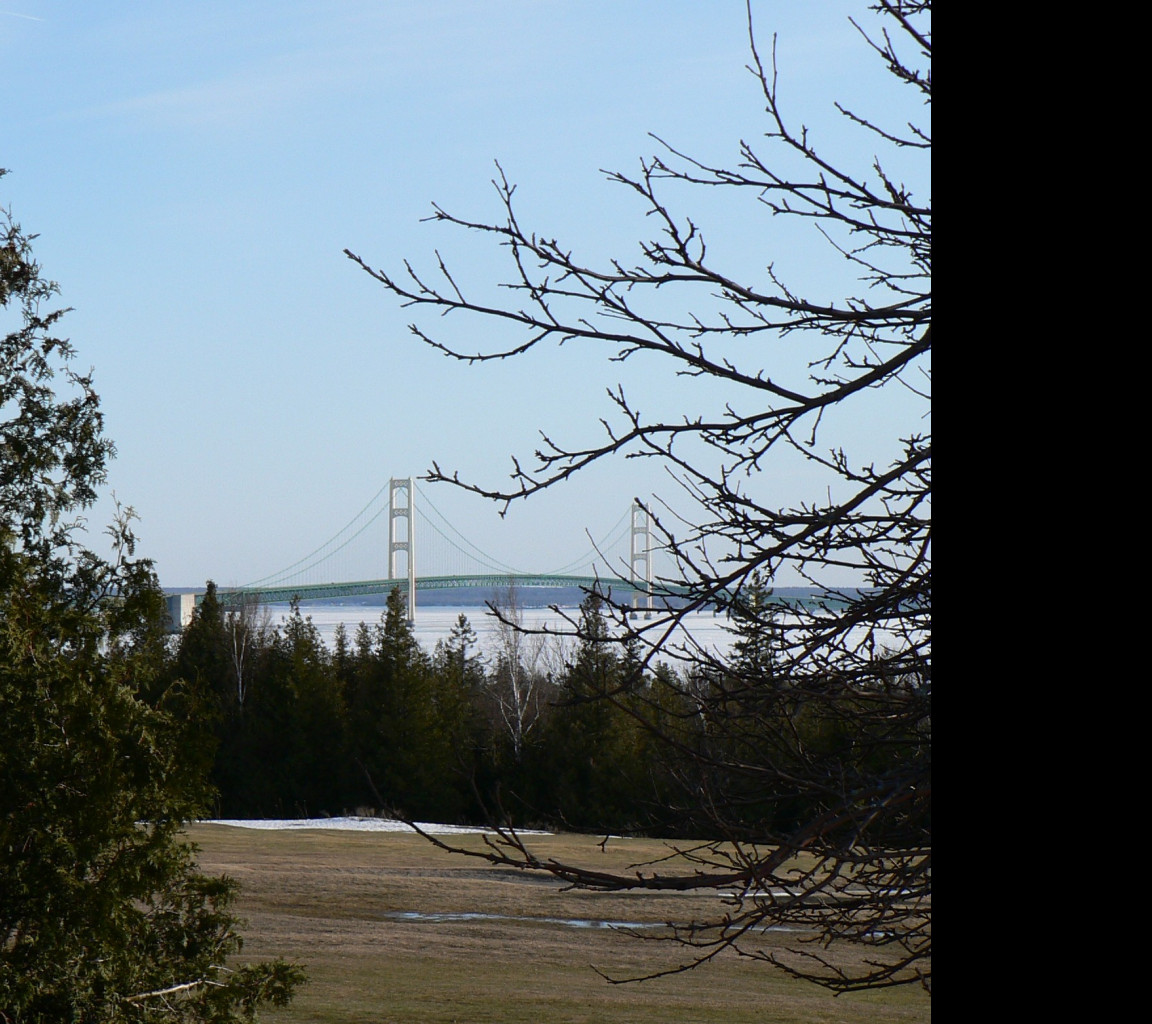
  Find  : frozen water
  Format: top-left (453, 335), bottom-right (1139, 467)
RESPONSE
top-left (267, 601), bottom-right (739, 666)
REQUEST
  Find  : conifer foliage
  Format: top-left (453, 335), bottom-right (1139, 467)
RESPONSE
top-left (1, 172), bottom-right (302, 1020)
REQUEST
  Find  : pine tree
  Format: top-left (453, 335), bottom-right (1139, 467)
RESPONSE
top-left (1, 175), bottom-right (303, 1018)
top-left (280, 600), bottom-right (347, 816)
top-left (527, 593), bottom-right (648, 830)
top-left (430, 613), bottom-right (488, 820)
top-left (727, 570), bottom-right (780, 683)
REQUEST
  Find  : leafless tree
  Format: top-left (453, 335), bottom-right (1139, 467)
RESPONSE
top-left (347, 0), bottom-right (930, 994)
top-left (223, 591), bottom-right (272, 711)
top-left (486, 584), bottom-right (562, 762)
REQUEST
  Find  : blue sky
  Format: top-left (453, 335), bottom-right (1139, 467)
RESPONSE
top-left (2, 1), bottom-right (926, 589)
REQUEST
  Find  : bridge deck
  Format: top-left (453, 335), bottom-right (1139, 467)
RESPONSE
top-left (213, 574), bottom-right (676, 606)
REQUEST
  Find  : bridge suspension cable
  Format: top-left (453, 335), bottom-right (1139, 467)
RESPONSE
top-left (241, 480), bottom-right (391, 588)
top-left (413, 483), bottom-right (530, 575)
top-left (414, 483), bottom-right (635, 578)
top-left (239, 476), bottom-right (655, 592)
top-left (539, 508), bottom-right (632, 577)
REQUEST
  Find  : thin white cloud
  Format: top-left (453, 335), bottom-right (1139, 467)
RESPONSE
top-left (83, 45), bottom-right (398, 132)
top-left (55, 1), bottom-right (554, 134)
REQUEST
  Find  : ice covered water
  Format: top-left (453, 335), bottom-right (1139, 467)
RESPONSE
top-left (266, 602), bottom-right (740, 664)
top-left (264, 600), bottom-right (917, 667)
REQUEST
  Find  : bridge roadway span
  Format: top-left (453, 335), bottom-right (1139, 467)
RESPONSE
top-left (215, 573), bottom-right (678, 606)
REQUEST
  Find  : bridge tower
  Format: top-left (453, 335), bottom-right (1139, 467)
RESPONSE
top-left (388, 477), bottom-right (416, 622)
top-left (630, 500), bottom-right (653, 617)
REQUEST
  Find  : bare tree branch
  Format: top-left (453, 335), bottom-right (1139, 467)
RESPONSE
top-left (347, 0), bottom-right (930, 994)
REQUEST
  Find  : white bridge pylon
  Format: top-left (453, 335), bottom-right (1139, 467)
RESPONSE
top-left (387, 477), bottom-right (652, 622)
top-left (212, 479), bottom-right (665, 621)
top-left (630, 501), bottom-right (653, 617)
top-left (388, 476), bottom-right (416, 623)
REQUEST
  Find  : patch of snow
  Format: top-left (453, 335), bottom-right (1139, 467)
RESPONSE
top-left (201, 815), bottom-right (550, 835)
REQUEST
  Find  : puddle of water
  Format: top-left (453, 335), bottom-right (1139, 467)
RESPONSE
top-left (383, 911), bottom-right (660, 930)
top-left (383, 911), bottom-right (810, 934)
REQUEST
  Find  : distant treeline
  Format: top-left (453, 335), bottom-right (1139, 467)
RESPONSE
top-left (163, 581), bottom-right (879, 834)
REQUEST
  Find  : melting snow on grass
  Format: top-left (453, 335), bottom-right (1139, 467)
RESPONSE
top-left (202, 816), bottom-right (550, 835)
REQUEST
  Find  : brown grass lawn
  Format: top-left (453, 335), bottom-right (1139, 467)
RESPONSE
top-left (189, 824), bottom-right (930, 1024)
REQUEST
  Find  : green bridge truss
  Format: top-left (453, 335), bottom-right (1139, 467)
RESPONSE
top-left (211, 574), bottom-right (690, 607)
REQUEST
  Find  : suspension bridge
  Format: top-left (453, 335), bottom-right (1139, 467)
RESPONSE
top-left (200, 478), bottom-right (670, 621)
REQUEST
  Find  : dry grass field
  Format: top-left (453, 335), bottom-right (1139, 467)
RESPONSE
top-left (189, 824), bottom-right (930, 1024)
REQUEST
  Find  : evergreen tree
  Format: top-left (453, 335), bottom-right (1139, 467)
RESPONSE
top-left (430, 614), bottom-right (489, 821)
top-left (279, 600), bottom-right (347, 816)
top-left (169, 581), bottom-right (229, 798)
top-left (434, 613), bottom-right (483, 689)
top-left (0, 177), bottom-right (302, 1017)
top-left (347, 588), bottom-right (459, 818)
top-left (727, 570), bottom-right (780, 683)
top-left (376, 584), bottom-right (421, 667)
top-left (526, 593), bottom-right (648, 830)
top-left (331, 621), bottom-right (354, 695)
top-left (431, 613), bottom-right (485, 753)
